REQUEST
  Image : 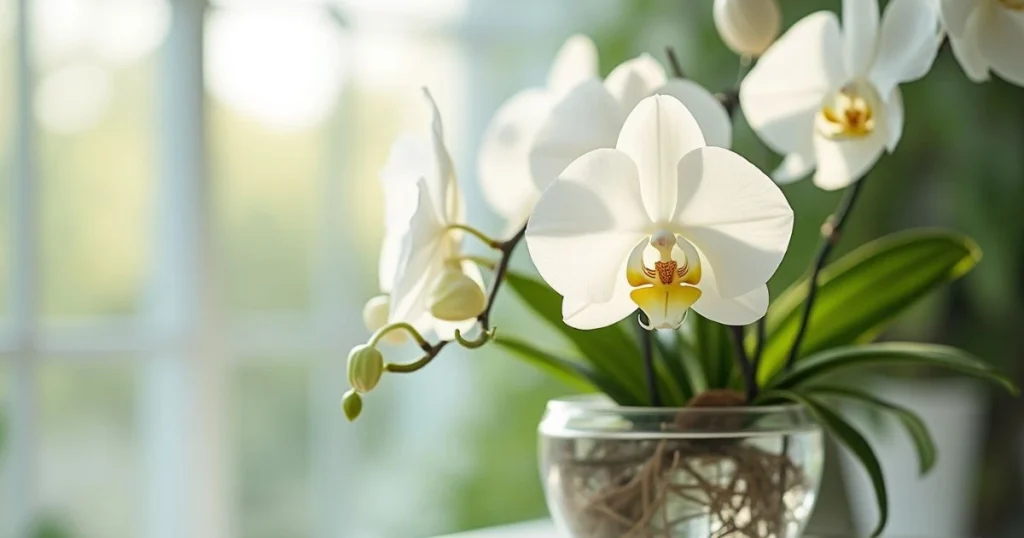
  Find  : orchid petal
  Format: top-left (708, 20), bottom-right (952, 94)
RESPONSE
top-left (389, 179), bottom-right (448, 324)
top-left (478, 88), bottom-right (551, 224)
top-left (526, 149), bottom-right (649, 302)
top-left (949, 10), bottom-right (992, 83)
top-left (811, 129), bottom-right (887, 190)
top-left (562, 269), bottom-right (638, 330)
top-left (422, 89), bottom-right (456, 214)
top-left (616, 95), bottom-right (707, 223)
top-left (692, 285), bottom-right (769, 326)
top-left (378, 134), bottom-right (430, 292)
top-left (740, 12), bottom-right (846, 157)
top-left (773, 151), bottom-right (817, 184)
top-left (870, 0), bottom-right (943, 99)
top-left (604, 54), bottom-right (668, 112)
top-left (547, 34), bottom-right (600, 98)
top-left (842, 0), bottom-right (880, 77)
top-left (979, 7), bottom-right (1024, 87)
top-left (656, 79), bottom-right (734, 149)
top-left (885, 87), bottom-right (904, 152)
top-left (940, 0), bottom-right (977, 36)
top-left (673, 147), bottom-right (793, 298)
top-left (528, 79), bottom-right (624, 196)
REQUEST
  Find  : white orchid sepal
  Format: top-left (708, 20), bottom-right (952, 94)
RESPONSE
top-left (478, 35), bottom-right (599, 231)
top-left (941, 0), bottom-right (1024, 86)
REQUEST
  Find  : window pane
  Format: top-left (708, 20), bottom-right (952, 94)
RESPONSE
top-left (0, 0), bottom-right (13, 319)
top-left (33, 0), bottom-right (166, 319)
top-left (233, 359), bottom-right (311, 538)
top-left (36, 361), bottom-right (140, 538)
top-left (207, 7), bottom-right (346, 314)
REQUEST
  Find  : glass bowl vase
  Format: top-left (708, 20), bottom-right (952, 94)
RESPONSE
top-left (539, 395), bottom-right (824, 538)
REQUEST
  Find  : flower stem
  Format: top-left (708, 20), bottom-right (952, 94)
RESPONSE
top-left (635, 314), bottom-right (661, 406)
top-left (477, 224), bottom-right (527, 331)
top-left (383, 223), bottom-right (527, 376)
top-left (784, 177), bottom-right (867, 371)
top-left (384, 340), bottom-right (449, 374)
top-left (369, 322), bottom-right (429, 349)
top-left (729, 325), bottom-right (758, 403)
top-left (446, 223), bottom-right (502, 249)
top-left (665, 47), bottom-right (685, 78)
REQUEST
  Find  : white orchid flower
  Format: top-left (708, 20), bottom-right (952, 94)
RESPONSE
top-left (740, 0), bottom-right (943, 190)
top-left (528, 54), bottom-right (733, 205)
top-left (372, 88), bottom-right (485, 341)
top-left (478, 35), bottom-right (599, 231)
top-left (526, 95), bottom-right (793, 330)
top-left (941, 0), bottom-right (1024, 86)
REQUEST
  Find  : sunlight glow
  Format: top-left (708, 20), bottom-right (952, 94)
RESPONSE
top-left (205, 7), bottom-right (349, 130)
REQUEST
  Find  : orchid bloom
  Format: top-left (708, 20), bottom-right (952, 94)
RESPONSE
top-left (372, 88), bottom-right (485, 341)
top-left (526, 95), bottom-right (793, 330)
top-left (528, 54), bottom-right (733, 205)
top-left (740, 0), bottom-right (942, 190)
top-left (941, 0), bottom-right (1024, 86)
top-left (478, 35), bottom-right (599, 230)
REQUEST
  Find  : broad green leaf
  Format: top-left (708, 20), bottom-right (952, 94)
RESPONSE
top-left (761, 389), bottom-right (889, 538)
top-left (493, 337), bottom-right (601, 394)
top-left (690, 313), bottom-right (734, 389)
top-left (504, 272), bottom-right (648, 403)
top-left (769, 342), bottom-right (1018, 396)
top-left (674, 330), bottom-right (708, 395)
top-left (807, 385), bottom-right (936, 474)
top-left (651, 331), bottom-right (694, 403)
top-left (758, 230), bottom-right (981, 383)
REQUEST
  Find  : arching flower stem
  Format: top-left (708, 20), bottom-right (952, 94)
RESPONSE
top-left (784, 174), bottom-right (868, 371)
top-left (445, 223), bottom-right (503, 250)
top-left (382, 223), bottom-right (527, 376)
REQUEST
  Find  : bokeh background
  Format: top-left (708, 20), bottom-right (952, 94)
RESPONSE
top-left (0, 0), bottom-right (1022, 537)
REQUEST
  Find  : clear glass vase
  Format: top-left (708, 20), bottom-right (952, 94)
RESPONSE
top-left (539, 395), bottom-right (824, 538)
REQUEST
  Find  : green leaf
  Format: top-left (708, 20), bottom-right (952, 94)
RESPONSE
top-left (807, 385), bottom-right (936, 474)
top-left (758, 230), bottom-right (981, 383)
top-left (770, 342), bottom-right (1018, 396)
top-left (493, 337), bottom-right (599, 393)
top-left (504, 271), bottom-right (648, 404)
top-left (674, 330), bottom-right (708, 395)
top-left (690, 313), bottom-right (734, 389)
top-left (761, 389), bottom-right (888, 538)
top-left (651, 331), bottom-right (694, 403)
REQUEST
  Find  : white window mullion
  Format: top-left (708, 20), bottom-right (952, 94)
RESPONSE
top-left (141, 1), bottom-right (231, 538)
top-left (5, 0), bottom-right (38, 536)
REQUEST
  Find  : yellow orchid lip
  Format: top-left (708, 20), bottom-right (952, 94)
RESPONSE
top-left (816, 81), bottom-right (880, 141)
top-left (1000, 0), bottom-right (1024, 10)
top-left (626, 231), bottom-right (703, 330)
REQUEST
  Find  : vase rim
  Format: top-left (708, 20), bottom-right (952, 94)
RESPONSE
top-left (545, 393), bottom-right (807, 415)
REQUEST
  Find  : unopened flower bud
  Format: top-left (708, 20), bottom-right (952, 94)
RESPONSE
top-left (713, 0), bottom-right (781, 58)
top-left (428, 268), bottom-right (486, 322)
top-left (347, 344), bottom-right (384, 393)
top-left (342, 389), bottom-right (363, 421)
top-left (362, 295), bottom-right (405, 344)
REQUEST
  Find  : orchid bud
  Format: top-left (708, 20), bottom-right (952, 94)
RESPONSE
top-left (362, 295), bottom-right (405, 344)
top-left (347, 344), bottom-right (384, 393)
top-left (428, 268), bottom-right (486, 322)
top-left (713, 0), bottom-right (781, 58)
top-left (342, 389), bottom-right (363, 421)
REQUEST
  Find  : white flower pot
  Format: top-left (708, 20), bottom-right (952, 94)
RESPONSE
top-left (838, 377), bottom-right (987, 537)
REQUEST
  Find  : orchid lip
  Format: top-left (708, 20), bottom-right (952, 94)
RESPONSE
top-left (626, 231), bottom-right (704, 330)
top-left (815, 80), bottom-right (881, 141)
